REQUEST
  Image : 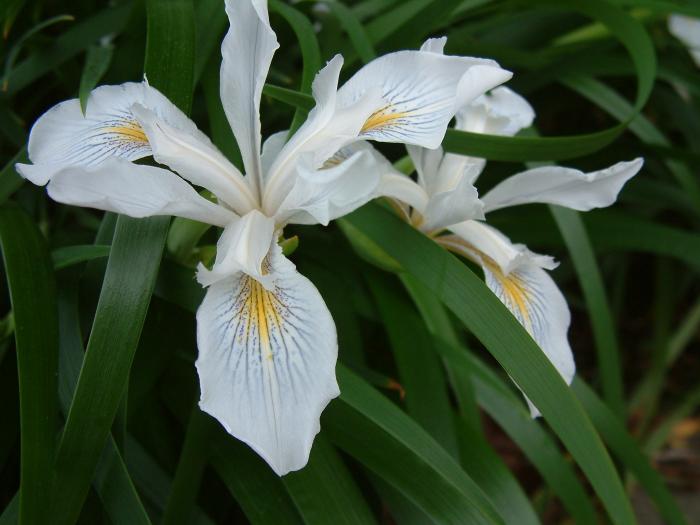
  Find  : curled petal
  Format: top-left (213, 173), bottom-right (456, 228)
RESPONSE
top-left (197, 209), bottom-right (276, 287)
top-left (482, 158), bottom-right (643, 213)
top-left (196, 243), bottom-right (339, 475)
top-left (337, 47), bottom-right (511, 148)
top-left (445, 220), bottom-right (556, 276)
top-left (455, 87), bottom-right (534, 137)
top-left (16, 82), bottom-right (198, 186)
top-left (46, 158), bottom-right (236, 226)
top-left (221, 0), bottom-right (279, 193)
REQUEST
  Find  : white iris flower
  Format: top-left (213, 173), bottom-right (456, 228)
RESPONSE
top-left (374, 43), bottom-right (643, 416)
top-left (16, 0), bottom-right (512, 474)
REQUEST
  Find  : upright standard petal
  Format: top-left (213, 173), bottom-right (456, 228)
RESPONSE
top-left (263, 55), bottom-right (382, 211)
top-left (46, 158), bottom-right (236, 227)
top-left (197, 209), bottom-right (276, 287)
top-left (221, 0), bottom-right (279, 195)
top-left (196, 242), bottom-right (339, 475)
top-left (439, 222), bottom-right (573, 417)
top-left (337, 48), bottom-right (511, 148)
top-left (132, 105), bottom-right (257, 214)
top-left (482, 158), bottom-right (643, 213)
top-left (16, 82), bottom-right (199, 186)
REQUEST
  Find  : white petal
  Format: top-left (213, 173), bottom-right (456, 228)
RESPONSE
top-left (263, 56), bottom-right (382, 211)
top-left (220, 0), bottom-right (279, 193)
top-left (132, 105), bottom-right (257, 214)
top-left (337, 49), bottom-right (511, 148)
top-left (16, 82), bottom-right (197, 186)
top-left (445, 220), bottom-right (557, 275)
top-left (46, 158), bottom-right (236, 226)
top-left (196, 242), bottom-right (339, 475)
top-left (439, 223), bottom-right (574, 417)
top-left (422, 176), bottom-right (484, 231)
top-left (197, 209), bottom-right (276, 287)
top-left (275, 144), bottom-right (382, 226)
top-left (420, 37), bottom-right (447, 54)
top-left (455, 87), bottom-right (534, 137)
top-left (482, 158), bottom-right (644, 213)
top-left (483, 260), bottom-right (575, 417)
top-left (406, 144), bottom-right (443, 192)
top-left (669, 14), bottom-right (700, 50)
top-left (261, 131), bottom-right (289, 179)
top-left (375, 173), bottom-right (429, 215)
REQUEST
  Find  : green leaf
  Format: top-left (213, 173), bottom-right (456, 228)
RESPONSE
top-left (2, 14), bottom-right (75, 92)
top-left (161, 409), bottom-right (214, 525)
top-left (79, 43), bottom-right (114, 115)
top-left (327, 366), bottom-right (506, 525)
top-left (436, 339), bottom-right (599, 525)
top-left (345, 203), bottom-right (636, 525)
top-left (585, 210), bottom-right (700, 273)
top-left (50, 0), bottom-right (195, 520)
top-left (56, 274), bottom-right (152, 525)
top-left (442, 0), bottom-right (656, 161)
top-left (324, 1), bottom-right (377, 63)
top-left (52, 216), bottom-right (170, 525)
top-left (283, 436), bottom-right (377, 525)
top-left (562, 75), bottom-right (700, 210)
top-left (382, 274), bottom-right (539, 525)
top-left (213, 437), bottom-right (303, 525)
top-left (52, 245), bottom-right (111, 270)
top-left (550, 206), bottom-right (625, 418)
top-left (573, 379), bottom-right (688, 525)
top-left (367, 273), bottom-right (459, 458)
top-left (0, 204), bottom-right (59, 525)
top-left (5, 4), bottom-right (132, 95)
top-left (0, 147), bottom-right (26, 205)
top-left (263, 83), bottom-right (315, 111)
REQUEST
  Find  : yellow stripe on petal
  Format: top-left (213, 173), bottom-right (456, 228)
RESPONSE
top-left (102, 121), bottom-right (149, 144)
top-left (485, 260), bottom-right (532, 330)
top-left (243, 276), bottom-right (281, 361)
top-left (361, 106), bottom-right (410, 133)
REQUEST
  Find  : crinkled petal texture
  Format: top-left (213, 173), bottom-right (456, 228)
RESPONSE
top-left (336, 48), bottom-right (511, 148)
top-left (482, 158), bottom-right (643, 213)
top-left (196, 242), bottom-right (339, 476)
top-left (220, 0), bottom-right (279, 192)
top-left (46, 158), bottom-right (236, 227)
top-left (441, 220), bottom-right (573, 417)
top-left (16, 82), bottom-right (197, 186)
